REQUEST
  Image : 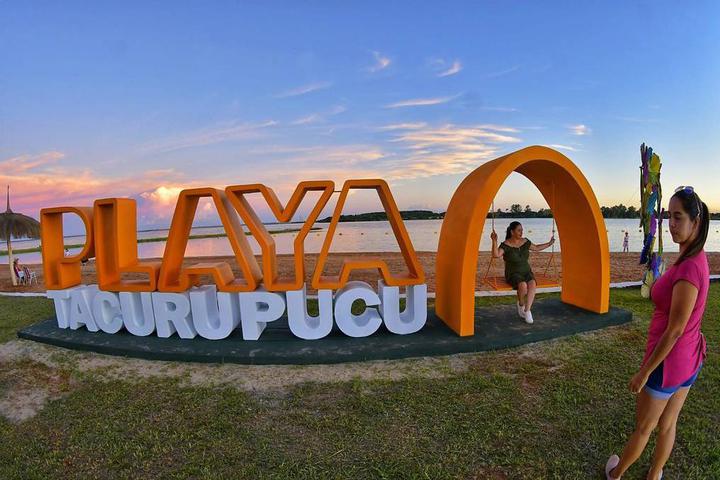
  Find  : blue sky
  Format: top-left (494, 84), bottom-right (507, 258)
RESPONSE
top-left (2, 1), bottom-right (719, 228)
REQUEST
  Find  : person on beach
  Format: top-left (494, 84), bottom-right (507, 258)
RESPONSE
top-left (605, 186), bottom-right (710, 480)
top-left (623, 231), bottom-right (630, 253)
top-left (12, 258), bottom-right (25, 284)
top-left (490, 221), bottom-right (555, 324)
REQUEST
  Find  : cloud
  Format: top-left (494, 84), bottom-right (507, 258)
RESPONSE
top-left (139, 185), bottom-right (184, 207)
top-left (291, 114), bottom-right (322, 126)
top-left (290, 105), bottom-right (347, 125)
top-left (246, 144), bottom-right (386, 166)
top-left (614, 116), bottom-right (660, 123)
top-left (547, 144), bottom-right (578, 152)
top-left (233, 128), bottom-right (515, 189)
top-left (480, 106), bottom-right (519, 112)
top-left (388, 124), bottom-right (522, 148)
top-left (474, 124), bottom-right (520, 133)
top-left (379, 123), bottom-right (428, 131)
top-left (438, 60), bottom-right (462, 77)
top-left (0, 151), bottom-right (65, 175)
top-left (273, 81), bottom-right (333, 98)
top-left (3, 121), bottom-right (525, 225)
top-left (136, 185), bottom-right (189, 224)
top-left (200, 145), bottom-right (396, 216)
top-left (33, 124), bottom-right (523, 223)
top-left (0, 150), bottom-right (192, 221)
top-left (480, 65), bottom-right (521, 79)
top-left (568, 124), bottom-right (591, 136)
top-left (384, 94), bottom-right (460, 108)
top-left (368, 51), bottom-right (391, 73)
top-left (140, 120), bottom-right (278, 153)
top-left (373, 122), bottom-right (524, 180)
top-left (1, 154), bottom-right (230, 227)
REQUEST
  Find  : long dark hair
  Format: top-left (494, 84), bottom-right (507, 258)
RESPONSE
top-left (505, 221), bottom-right (521, 240)
top-left (672, 188), bottom-right (709, 264)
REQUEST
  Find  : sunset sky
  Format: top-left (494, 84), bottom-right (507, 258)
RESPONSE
top-left (2, 2), bottom-right (719, 231)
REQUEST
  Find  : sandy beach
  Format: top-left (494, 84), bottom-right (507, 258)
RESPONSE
top-left (3, 251), bottom-right (719, 294)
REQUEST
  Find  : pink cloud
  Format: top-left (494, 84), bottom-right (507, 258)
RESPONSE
top-left (0, 151), bottom-right (65, 175)
top-left (1, 152), bottom-right (192, 222)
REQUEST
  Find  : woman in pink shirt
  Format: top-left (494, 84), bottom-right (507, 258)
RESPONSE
top-left (605, 186), bottom-right (710, 479)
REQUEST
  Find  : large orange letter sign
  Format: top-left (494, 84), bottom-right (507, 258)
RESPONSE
top-left (225, 181), bottom-right (334, 291)
top-left (94, 198), bottom-right (160, 291)
top-left (40, 207), bottom-right (95, 290)
top-left (311, 179), bottom-right (425, 290)
top-left (158, 188), bottom-right (262, 292)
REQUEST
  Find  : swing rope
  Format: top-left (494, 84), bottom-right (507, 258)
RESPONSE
top-left (483, 201), bottom-right (497, 283)
top-left (542, 182), bottom-right (559, 279)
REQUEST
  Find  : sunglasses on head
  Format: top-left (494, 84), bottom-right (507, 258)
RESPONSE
top-left (674, 185), bottom-right (694, 194)
top-left (674, 186), bottom-right (702, 215)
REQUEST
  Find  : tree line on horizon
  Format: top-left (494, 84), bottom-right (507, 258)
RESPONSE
top-left (498, 204), bottom-right (644, 219)
top-left (320, 204), bottom-right (720, 222)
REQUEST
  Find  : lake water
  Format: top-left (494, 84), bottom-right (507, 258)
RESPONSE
top-left (6, 218), bottom-right (720, 264)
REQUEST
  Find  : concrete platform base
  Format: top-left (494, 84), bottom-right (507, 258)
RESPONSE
top-left (17, 298), bottom-right (632, 365)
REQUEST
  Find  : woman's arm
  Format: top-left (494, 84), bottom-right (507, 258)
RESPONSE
top-left (629, 280), bottom-right (699, 393)
top-left (490, 231), bottom-right (504, 258)
top-left (529, 236), bottom-right (555, 252)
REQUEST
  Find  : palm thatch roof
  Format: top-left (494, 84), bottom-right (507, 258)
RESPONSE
top-left (0, 186), bottom-right (40, 240)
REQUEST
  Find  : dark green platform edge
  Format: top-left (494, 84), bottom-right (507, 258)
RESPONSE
top-left (17, 298), bottom-right (632, 365)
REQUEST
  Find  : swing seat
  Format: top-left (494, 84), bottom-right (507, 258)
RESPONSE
top-left (482, 274), bottom-right (560, 291)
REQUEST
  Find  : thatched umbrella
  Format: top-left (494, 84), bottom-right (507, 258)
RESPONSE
top-left (0, 186), bottom-right (41, 286)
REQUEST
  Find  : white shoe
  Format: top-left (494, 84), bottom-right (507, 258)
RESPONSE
top-left (605, 454), bottom-right (619, 479)
top-left (517, 302), bottom-right (525, 319)
top-left (524, 310), bottom-right (534, 324)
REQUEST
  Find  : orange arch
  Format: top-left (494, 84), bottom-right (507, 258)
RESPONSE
top-left (435, 146), bottom-right (610, 336)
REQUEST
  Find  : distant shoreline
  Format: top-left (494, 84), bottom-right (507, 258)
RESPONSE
top-left (3, 251), bottom-right (719, 294)
top-left (318, 210), bottom-right (444, 223)
top-left (318, 209), bottom-right (720, 223)
top-left (6, 213), bottom-right (720, 252)
top-left (0, 227), bottom-right (321, 257)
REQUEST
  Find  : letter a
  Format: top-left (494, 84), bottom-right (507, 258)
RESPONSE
top-left (225, 181), bottom-right (334, 291)
top-left (311, 179), bottom-right (425, 290)
top-left (158, 188), bottom-right (262, 292)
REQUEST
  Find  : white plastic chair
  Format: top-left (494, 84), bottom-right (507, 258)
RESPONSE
top-left (23, 267), bottom-right (37, 285)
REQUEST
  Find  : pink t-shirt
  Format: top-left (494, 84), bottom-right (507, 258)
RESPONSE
top-left (644, 250), bottom-right (709, 387)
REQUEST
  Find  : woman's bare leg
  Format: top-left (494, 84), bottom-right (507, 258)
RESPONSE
top-left (647, 388), bottom-right (690, 479)
top-left (517, 281), bottom-right (527, 307)
top-left (525, 279), bottom-right (537, 312)
top-left (611, 390), bottom-right (669, 478)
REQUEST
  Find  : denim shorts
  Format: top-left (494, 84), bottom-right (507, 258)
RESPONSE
top-left (644, 362), bottom-right (702, 400)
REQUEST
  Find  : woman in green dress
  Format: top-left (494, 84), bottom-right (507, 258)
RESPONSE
top-left (490, 221), bottom-right (555, 324)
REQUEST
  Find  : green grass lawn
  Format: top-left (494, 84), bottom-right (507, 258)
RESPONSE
top-left (0, 296), bottom-right (56, 343)
top-left (0, 286), bottom-right (717, 479)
